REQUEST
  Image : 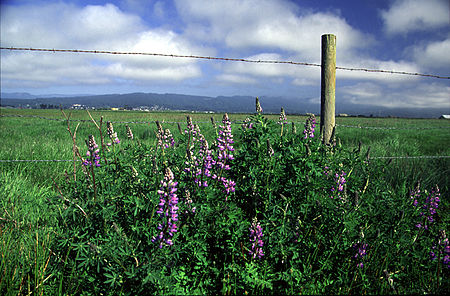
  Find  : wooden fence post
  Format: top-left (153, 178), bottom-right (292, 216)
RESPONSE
top-left (320, 34), bottom-right (336, 145)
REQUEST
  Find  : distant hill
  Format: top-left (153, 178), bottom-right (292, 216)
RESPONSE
top-left (1, 92), bottom-right (320, 114)
top-left (1, 92), bottom-right (447, 118)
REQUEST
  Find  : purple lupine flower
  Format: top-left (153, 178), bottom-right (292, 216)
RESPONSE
top-left (152, 167), bottom-right (179, 248)
top-left (183, 189), bottom-right (196, 215)
top-left (278, 107), bottom-right (288, 125)
top-left (155, 121), bottom-right (164, 148)
top-left (242, 117), bottom-right (253, 129)
top-left (303, 114), bottom-right (316, 139)
top-left (83, 135), bottom-right (101, 167)
top-left (106, 121), bottom-right (120, 145)
top-left (184, 116), bottom-right (198, 138)
top-left (413, 186), bottom-right (440, 231)
top-left (249, 218), bottom-right (264, 259)
top-left (194, 135), bottom-right (216, 188)
top-left (163, 129), bottom-right (175, 149)
top-left (183, 121), bottom-right (204, 180)
top-left (431, 230), bottom-right (450, 268)
top-left (215, 113), bottom-right (235, 199)
top-left (330, 170), bottom-right (346, 199)
top-left (216, 113), bottom-right (234, 170)
top-left (255, 97), bottom-right (263, 114)
top-left (352, 242), bottom-right (368, 268)
top-left (125, 125), bottom-right (134, 140)
top-left (220, 177), bottom-right (236, 198)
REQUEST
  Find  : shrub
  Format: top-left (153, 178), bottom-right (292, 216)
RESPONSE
top-left (50, 106), bottom-right (448, 295)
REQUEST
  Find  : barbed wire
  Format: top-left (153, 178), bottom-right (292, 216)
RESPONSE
top-left (2, 114), bottom-right (449, 130)
top-left (0, 159), bottom-right (80, 163)
top-left (1, 46), bottom-right (449, 79)
top-left (335, 124), bottom-right (450, 130)
top-left (370, 155), bottom-right (450, 160)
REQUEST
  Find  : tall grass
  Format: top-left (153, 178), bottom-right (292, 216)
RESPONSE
top-left (0, 170), bottom-right (56, 295)
top-left (0, 108), bottom-right (449, 293)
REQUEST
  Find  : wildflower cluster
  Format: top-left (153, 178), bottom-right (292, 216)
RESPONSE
top-left (83, 135), bottom-right (101, 167)
top-left (255, 97), bottom-right (263, 114)
top-left (125, 124), bottom-right (134, 140)
top-left (411, 185), bottom-right (440, 230)
top-left (242, 117), bottom-right (253, 129)
top-left (216, 113), bottom-right (234, 170)
top-left (184, 116), bottom-right (197, 138)
top-left (106, 121), bottom-right (120, 145)
top-left (330, 170), bottom-right (346, 199)
top-left (163, 129), bottom-right (175, 149)
top-left (183, 189), bottom-right (196, 215)
top-left (184, 117), bottom-right (203, 179)
top-left (215, 113), bottom-right (236, 197)
top-left (278, 107), bottom-right (287, 125)
top-left (303, 114), bottom-right (316, 139)
top-left (430, 230), bottom-right (450, 268)
top-left (194, 135), bottom-right (215, 188)
top-left (352, 242), bottom-right (368, 268)
top-left (249, 218), bottom-right (264, 259)
top-left (152, 168), bottom-right (179, 248)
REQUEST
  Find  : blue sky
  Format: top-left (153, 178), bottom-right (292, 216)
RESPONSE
top-left (1, 0), bottom-right (449, 110)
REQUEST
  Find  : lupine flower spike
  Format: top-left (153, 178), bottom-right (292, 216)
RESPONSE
top-left (278, 107), bottom-right (287, 125)
top-left (106, 121), bottom-right (120, 146)
top-left (152, 167), bottom-right (179, 248)
top-left (125, 125), bottom-right (134, 140)
top-left (214, 113), bottom-right (235, 199)
top-left (279, 107), bottom-right (288, 136)
top-left (249, 218), bottom-right (264, 259)
top-left (106, 121), bottom-right (120, 145)
top-left (353, 242), bottom-right (368, 268)
top-left (256, 97), bottom-right (263, 114)
top-left (330, 170), bottom-right (346, 200)
top-left (83, 135), bottom-right (101, 167)
top-left (156, 121), bottom-right (164, 148)
top-left (242, 117), bottom-right (253, 129)
top-left (163, 129), bottom-right (175, 149)
top-left (267, 139), bottom-right (274, 157)
top-left (303, 114), bottom-right (316, 139)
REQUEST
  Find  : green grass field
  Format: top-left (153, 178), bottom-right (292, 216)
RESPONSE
top-left (1, 107), bottom-right (449, 294)
top-left (1, 108), bottom-right (449, 190)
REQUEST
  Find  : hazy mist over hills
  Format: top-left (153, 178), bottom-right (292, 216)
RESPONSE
top-left (1, 92), bottom-right (448, 118)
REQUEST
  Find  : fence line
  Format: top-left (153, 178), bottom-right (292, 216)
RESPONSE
top-left (2, 114), bottom-right (449, 130)
top-left (1, 46), bottom-right (449, 79)
top-left (370, 155), bottom-right (450, 160)
top-left (1, 155), bottom-right (450, 163)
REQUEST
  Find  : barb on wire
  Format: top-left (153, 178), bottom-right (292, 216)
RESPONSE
top-left (1, 46), bottom-right (449, 79)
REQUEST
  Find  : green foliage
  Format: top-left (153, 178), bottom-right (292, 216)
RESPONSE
top-left (1, 108), bottom-right (448, 294)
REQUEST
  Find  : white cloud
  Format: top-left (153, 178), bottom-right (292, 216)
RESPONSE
top-left (340, 82), bottom-right (450, 109)
top-left (0, 2), bottom-right (206, 88)
top-left (411, 37), bottom-right (450, 70)
top-left (175, 0), bottom-right (371, 60)
top-left (216, 74), bottom-right (258, 84)
top-left (381, 0), bottom-right (449, 35)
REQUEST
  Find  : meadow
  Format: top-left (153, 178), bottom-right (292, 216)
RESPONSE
top-left (0, 106), bottom-right (449, 295)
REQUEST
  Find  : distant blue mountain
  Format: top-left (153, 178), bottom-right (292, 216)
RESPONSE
top-left (1, 92), bottom-right (447, 118)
